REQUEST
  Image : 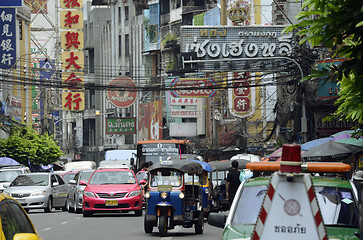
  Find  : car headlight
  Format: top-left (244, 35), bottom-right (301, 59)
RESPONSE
top-left (161, 192), bottom-right (168, 199)
top-left (179, 192), bottom-right (184, 199)
top-left (128, 190), bottom-right (141, 197)
top-left (83, 191), bottom-right (96, 198)
top-left (32, 190), bottom-right (46, 196)
top-left (145, 192), bottom-right (150, 199)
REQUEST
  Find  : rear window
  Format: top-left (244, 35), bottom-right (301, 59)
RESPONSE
top-left (89, 171), bottom-right (136, 185)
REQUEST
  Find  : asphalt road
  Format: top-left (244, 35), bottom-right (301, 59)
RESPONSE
top-left (28, 209), bottom-right (225, 240)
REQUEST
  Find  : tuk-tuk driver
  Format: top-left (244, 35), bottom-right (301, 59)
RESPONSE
top-left (226, 160), bottom-right (241, 205)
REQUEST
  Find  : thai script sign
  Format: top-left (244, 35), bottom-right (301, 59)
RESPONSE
top-left (107, 76), bottom-right (137, 108)
top-left (142, 143), bottom-right (179, 155)
top-left (170, 78), bottom-right (216, 97)
top-left (0, 8), bottom-right (16, 69)
top-left (106, 117), bottom-right (136, 134)
top-left (316, 58), bottom-right (345, 99)
top-left (180, 26), bottom-right (295, 72)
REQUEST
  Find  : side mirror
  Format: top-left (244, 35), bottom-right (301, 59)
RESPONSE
top-left (208, 213), bottom-right (226, 228)
top-left (3, 183), bottom-right (10, 188)
top-left (130, 158), bottom-right (135, 166)
top-left (13, 233), bottom-right (39, 240)
top-left (52, 182), bottom-right (59, 187)
top-left (69, 180), bottom-right (76, 184)
top-left (79, 180), bottom-right (87, 186)
top-left (139, 180), bottom-right (146, 185)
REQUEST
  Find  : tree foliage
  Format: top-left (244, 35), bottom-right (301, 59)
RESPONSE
top-left (285, 0), bottom-right (363, 136)
top-left (0, 125), bottom-right (63, 166)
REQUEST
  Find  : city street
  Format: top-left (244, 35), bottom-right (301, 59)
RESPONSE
top-left (28, 209), bottom-right (224, 240)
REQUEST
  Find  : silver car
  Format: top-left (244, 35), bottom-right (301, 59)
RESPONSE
top-left (66, 170), bottom-right (93, 213)
top-left (4, 172), bottom-right (68, 213)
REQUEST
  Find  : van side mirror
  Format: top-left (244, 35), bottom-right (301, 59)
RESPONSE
top-left (3, 183), bottom-right (10, 188)
top-left (69, 179), bottom-right (76, 184)
top-left (130, 158), bottom-right (134, 166)
top-left (208, 213), bottom-right (226, 228)
top-left (79, 180), bottom-right (87, 186)
top-left (52, 182), bottom-right (59, 187)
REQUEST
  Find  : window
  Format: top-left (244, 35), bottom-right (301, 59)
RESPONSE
top-left (88, 49), bottom-right (95, 73)
top-left (1, 200), bottom-right (35, 240)
top-left (125, 6), bottom-right (129, 21)
top-left (56, 174), bottom-right (65, 185)
top-left (119, 35), bottom-right (122, 57)
top-left (118, 7), bottom-right (121, 22)
top-left (125, 34), bottom-right (129, 55)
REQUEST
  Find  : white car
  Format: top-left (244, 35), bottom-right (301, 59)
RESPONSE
top-left (4, 172), bottom-right (68, 213)
top-left (0, 165), bottom-right (30, 192)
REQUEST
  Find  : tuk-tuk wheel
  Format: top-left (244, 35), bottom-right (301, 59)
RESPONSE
top-left (159, 214), bottom-right (168, 237)
top-left (144, 215), bottom-right (153, 233)
top-left (195, 211), bottom-right (204, 234)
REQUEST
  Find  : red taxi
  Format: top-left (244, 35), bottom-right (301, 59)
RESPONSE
top-left (82, 168), bottom-right (142, 217)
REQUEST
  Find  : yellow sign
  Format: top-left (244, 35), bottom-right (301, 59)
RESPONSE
top-left (61, 31), bottom-right (84, 50)
top-left (62, 72), bottom-right (84, 90)
top-left (62, 92), bottom-right (85, 111)
top-left (61, 51), bottom-right (84, 71)
top-left (60, 0), bottom-right (83, 9)
top-left (60, 10), bottom-right (83, 29)
top-left (359, 156), bottom-right (363, 168)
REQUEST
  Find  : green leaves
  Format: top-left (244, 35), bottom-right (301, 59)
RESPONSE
top-left (0, 125), bottom-right (63, 166)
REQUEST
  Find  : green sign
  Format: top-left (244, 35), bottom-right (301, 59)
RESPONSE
top-left (106, 117), bottom-right (136, 134)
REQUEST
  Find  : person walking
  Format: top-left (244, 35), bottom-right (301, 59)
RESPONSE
top-left (226, 160), bottom-right (241, 205)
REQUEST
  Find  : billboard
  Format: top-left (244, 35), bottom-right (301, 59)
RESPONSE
top-left (180, 26), bottom-right (295, 72)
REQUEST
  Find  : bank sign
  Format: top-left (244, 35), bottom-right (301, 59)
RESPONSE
top-left (180, 26), bottom-right (295, 72)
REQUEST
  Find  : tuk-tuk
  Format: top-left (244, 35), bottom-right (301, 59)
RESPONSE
top-left (144, 159), bottom-right (204, 236)
top-left (167, 155), bottom-right (213, 216)
top-left (209, 159), bottom-right (250, 212)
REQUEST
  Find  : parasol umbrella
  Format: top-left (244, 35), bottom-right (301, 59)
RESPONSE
top-left (335, 137), bottom-right (363, 147)
top-left (0, 157), bottom-right (19, 165)
top-left (331, 130), bottom-right (355, 137)
top-left (302, 141), bottom-right (361, 162)
top-left (300, 137), bottom-right (331, 151)
top-left (269, 148), bottom-right (283, 161)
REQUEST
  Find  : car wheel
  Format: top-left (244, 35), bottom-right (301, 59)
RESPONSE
top-left (67, 200), bottom-right (74, 213)
top-left (44, 198), bottom-right (52, 213)
top-left (195, 211), bottom-right (204, 234)
top-left (158, 214), bottom-right (168, 237)
top-left (135, 210), bottom-right (142, 216)
top-left (75, 206), bottom-right (82, 214)
top-left (83, 211), bottom-right (93, 217)
top-left (62, 199), bottom-right (68, 211)
top-left (144, 214), bottom-right (153, 233)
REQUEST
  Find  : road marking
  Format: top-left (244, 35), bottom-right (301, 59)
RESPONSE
top-left (61, 221), bottom-right (68, 225)
top-left (43, 228), bottom-right (51, 231)
top-left (161, 226), bottom-right (182, 240)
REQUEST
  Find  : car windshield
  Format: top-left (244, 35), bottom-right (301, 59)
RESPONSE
top-left (315, 186), bottom-right (359, 227)
top-left (0, 170), bottom-right (22, 182)
top-left (89, 171), bottom-right (136, 185)
top-left (80, 171), bottom-right (93, 182)
top-left (10, 174), bottom-right (49, 187)
top-left (231, 184), bottom-right (359, 228)
top-left (63, 173), bottom-right (77, 183)
top-left (150, 170), bottom-right (182, 187)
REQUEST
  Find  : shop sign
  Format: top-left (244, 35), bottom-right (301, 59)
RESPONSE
top-left (170, 109), bottom-right (197, 118)
top-left (180, 26), bottom-right (295, 72)
top-left (0, 8), bottom-right (16, 69)
top-left (170, 96), bottom-right (198, 106)
top-left (0, 0), bottom-right (23, 7)
top-left (229, 72), bottom-right (255, 118)
top-left (106, 76), bottom-right (137, 108)
top-left (106, 117), bottom-right (136, 134)
top-left (62, 92), bottom-right (84, 111)
top-left (316, 59), bottom-right (345, 99)
top-left (170, 78), bottom-right (216, 97)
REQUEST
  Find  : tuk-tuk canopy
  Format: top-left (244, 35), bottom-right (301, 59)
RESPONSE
top-left (149, 160), bottom-right (203, 175)
top-left (209, 159), bottom-right (250, 172)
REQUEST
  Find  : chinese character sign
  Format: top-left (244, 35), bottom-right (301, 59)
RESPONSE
top-left (62, 72), bottom-right (84, 90)
top-left (61, 31), bottom-right (83, 50)
top-left (0, 8), bottom-right (16, 69)
top-left (61, 51), bottom-right (84, 71)
top-left (228, 72), bottom-right (256, 118)
top-left (60, 0), bottom-right (83, 9)
top-left (62, 92), bottom-right (84, 111)
top-left (60, 10), bottom-right (83, 29)
top-left (24, 0), bottom-right (48, 14)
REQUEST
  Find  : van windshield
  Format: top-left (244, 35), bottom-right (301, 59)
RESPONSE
top-left (0, 170), bottom-right (22, 182)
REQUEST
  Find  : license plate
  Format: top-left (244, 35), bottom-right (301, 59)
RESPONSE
top-left (105, 200), bottom-right (118, 206)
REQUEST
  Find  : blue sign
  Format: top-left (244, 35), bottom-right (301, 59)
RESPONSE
top-left (317, 59), bottom-right (344, 99)
top-left (0, 0), bottom-right (23, 7)
top-left (39, 59), bottom-right (55, 80)
top-left (0, 8), bottom-right (16, 69)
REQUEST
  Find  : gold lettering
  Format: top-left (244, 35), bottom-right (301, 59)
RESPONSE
top-left (210, 30), bottom-right (217, 36)
top-left (200, 30), bottom-right (208, 36)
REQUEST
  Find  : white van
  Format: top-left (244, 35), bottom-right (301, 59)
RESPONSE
top-left (0, 165), bottom-right (31, 192)
top-left (230, 153), bottom-right (261, 162)
top-left (98, 160), bottom-right (130, 169)
top-left (64, 161), bottom-right (96, 172)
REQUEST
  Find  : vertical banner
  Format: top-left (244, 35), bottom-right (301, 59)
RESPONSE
top-left (0, 8), bottom-right (16, 69)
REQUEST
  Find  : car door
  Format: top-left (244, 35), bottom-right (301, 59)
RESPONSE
top-left (68, 171), bottom-right (80, 205)
top-left (54, 174), bottom-right (67, 207)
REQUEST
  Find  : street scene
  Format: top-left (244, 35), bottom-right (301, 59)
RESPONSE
top-left (0, 0), bottom-right (363, 239)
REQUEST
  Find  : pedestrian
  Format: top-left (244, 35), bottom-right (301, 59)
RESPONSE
top-left (353, 170), bottom-right (363, 203)
top-left (226, 160), bottom-right (241, 205)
